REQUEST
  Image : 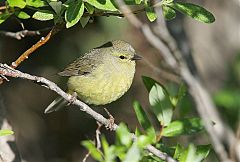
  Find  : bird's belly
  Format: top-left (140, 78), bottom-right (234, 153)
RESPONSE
top-left (67, 72), bottom-right (134, 105)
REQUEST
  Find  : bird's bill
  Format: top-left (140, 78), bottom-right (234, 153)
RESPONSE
top-left (131, 54), bottom-right (142, 60)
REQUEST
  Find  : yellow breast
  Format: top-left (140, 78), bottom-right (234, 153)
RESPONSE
top-left (67, 63), bottom-right (135, 105)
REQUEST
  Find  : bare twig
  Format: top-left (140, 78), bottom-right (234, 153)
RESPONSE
top-left (82, 151), bottom-right (90, 162)
top-left (0, 63), bottom-right (177, 162)
top-left (11, 24), bottom-right (64, 68)
top-left (96, 122), bottom-right (102, 149)
top-left (0, 24), bottom-right (64, 84)
top-left (0, 28), bottom-right (51, 40)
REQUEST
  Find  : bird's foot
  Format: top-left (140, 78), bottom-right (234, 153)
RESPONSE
top-left (104, 108), bottom-right (115, 131)
top-left (67, 92), bottom-right (77, 106)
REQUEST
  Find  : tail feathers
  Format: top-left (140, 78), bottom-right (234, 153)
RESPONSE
top-left (44, 96), bottom-right (68, 114)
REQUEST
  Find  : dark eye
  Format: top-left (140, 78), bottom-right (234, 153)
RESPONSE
top-left (119, 55), bottom-right (125, 59)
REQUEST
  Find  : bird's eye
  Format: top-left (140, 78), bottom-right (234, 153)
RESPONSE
top-left (119, 55), bottom-right (125, 59)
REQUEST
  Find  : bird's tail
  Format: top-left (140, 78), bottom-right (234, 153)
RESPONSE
top-left (44, 96), bottom-right (68, 114)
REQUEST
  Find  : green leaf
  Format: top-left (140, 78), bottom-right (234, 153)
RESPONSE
top-left (7, 0), bottom-right (26, 8)
top-left (196, 145), bottom-right (211, 159)
top-left (101, 136), bottom-right (116, 162)
top-left (65, 0), bottom-right (84, 28)
top-left (80, 16), bottom-right (90, 28)
top-left (123, 142), bottom-right (141, 162)
top-left (144, 0), bottom-right (157, 22)
top-left (0, 130), bottom-right (14, 136)
top-left (133, 101), bottom-right (156, 142)
top-left (49, 1), bottom-right (63, 15)
top-left (0, 13), bottom-right (11, 24)
top-left (85, 3), bottom-right (95, 14)
top-left (116, 123), bottom-right (132, 147)
top-left (162, 118), bottom-right (204, 137)
top-left (15, 11), bottom-right (30, 19)
top-left (26, 0), bottom-right (46, 7)
top-left (149, 83), bottom-right (173, 126)
top-left (176, 83), bottom-right (187, 104)
top-left (162, 5), bottom-right (176, 21)
top-left (136, 135), bottom-right (152, 148)
top-left (142, 76), bottom-right (174, 126)
top-left (145, 6), bottom-right (157, 22)
top-left (174, 144), bottom-right (184, 159)
top-left (81, 140), bottom-right (104, 161)
top-left (32, 10), bottom-right (55, 21)
top-left (171, 2), bottom-right (215, 23)
top-left (86, 0), bottom-right (117, 11)
top-left (142, 76), bottom-right (158, 92)
top-left (135, 127), bottom-right (142, 137)
top-left (135, 0), bottom-right (142, 5)
top-left (179, 144), bottom-right (205, 162)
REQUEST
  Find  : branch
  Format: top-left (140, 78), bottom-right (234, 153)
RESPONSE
top-left (11, 24), bottom-right (64, 68)
top-left (0, 63), bottom-right (177, 162)
top-left (0, 28), bottom-right (51, 40)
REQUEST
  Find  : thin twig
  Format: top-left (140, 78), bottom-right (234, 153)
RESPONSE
top-left (96, 122), bottom-right (102, 149)
top-left (0, 28), bottom-right (51, 40)
top-left (11, 24), bottom-right (64, 68)
top-left (0, 63), bottom-right (177, 162)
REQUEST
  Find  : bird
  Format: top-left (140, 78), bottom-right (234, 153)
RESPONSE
top-left (44, 40), bottom-right (141, 114)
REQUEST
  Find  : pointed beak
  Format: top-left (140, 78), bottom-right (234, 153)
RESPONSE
top-left (131, 54), bottom-right (142, 61)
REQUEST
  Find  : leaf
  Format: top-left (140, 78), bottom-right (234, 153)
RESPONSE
top-left (174, 144), bottom-right (184, 159)
top-left (196, 145), bottom-right (211, 159)
top-left (116, 123), bottom-right (132, 147)
top-left (145, 6), bottom-right (157, 22)
top-left (86, 0), bottom-right (117, 11)
top-left (171, 2), bottom-right (215, 23)
top-left (15, 11), bottom-right (30, 19)
top-left (142, 76), bottom-right (174, 126)
top-left (142, 76), bottom-right (158, 92)
top-left (101, 136), bottom-right (116, 162)
top-left (162, 5), bottom-right (176, 21)
top-left (65, 0), bottom-right (84, 28)
top-left (149, 83), bottom-right (173, 126)
top-left (133, 101), bottom-right (156, 143)
top-left (136, 135), bottom-right (152, 148)
top-left (7, 0), bottom-right (26, 8)
top-left (49, 1), bottom-right (63, 15)
top-left (123, 142), bottom-right (141, 162)
top-left (81, 140), bottom-right (104, 161)
top-left (0, 130), bottom-right (14, 136)
top-left (80, 16), bottom-right (90, 28)
top-left (32, 10), bottom-right (55, 21)
top-left (85, 3), bottom-right (95, 14)
top-left (162, 118), bottom-right (204, 137)
top-left (0, 13), bottom-right (11, 24)
top-left (179, 144), bottom-right (205, 162)
top-left (26, 0), bottom-right (46, 7)
top-left (135, 0), bottom-right (142, 5)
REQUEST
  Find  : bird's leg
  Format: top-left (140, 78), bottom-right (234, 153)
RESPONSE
top-left (104, 108), bottom-right (115, 131)
top-left (67, 92), bottom-right (78, 106)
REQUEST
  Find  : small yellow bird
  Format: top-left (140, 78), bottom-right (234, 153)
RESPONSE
top-left (45, 40), bottom-right (141, 113)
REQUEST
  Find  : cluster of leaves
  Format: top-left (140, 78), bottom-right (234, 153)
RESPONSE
top-left (0, 0), bottom-right (215, 29)
top-left (82, 76), bottom-right (211, 162)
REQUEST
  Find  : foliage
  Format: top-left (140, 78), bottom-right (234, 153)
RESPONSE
top-left (82, 76), bottom-right (212, 162)
top-left (0, 0), bottom-right (215, 28)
